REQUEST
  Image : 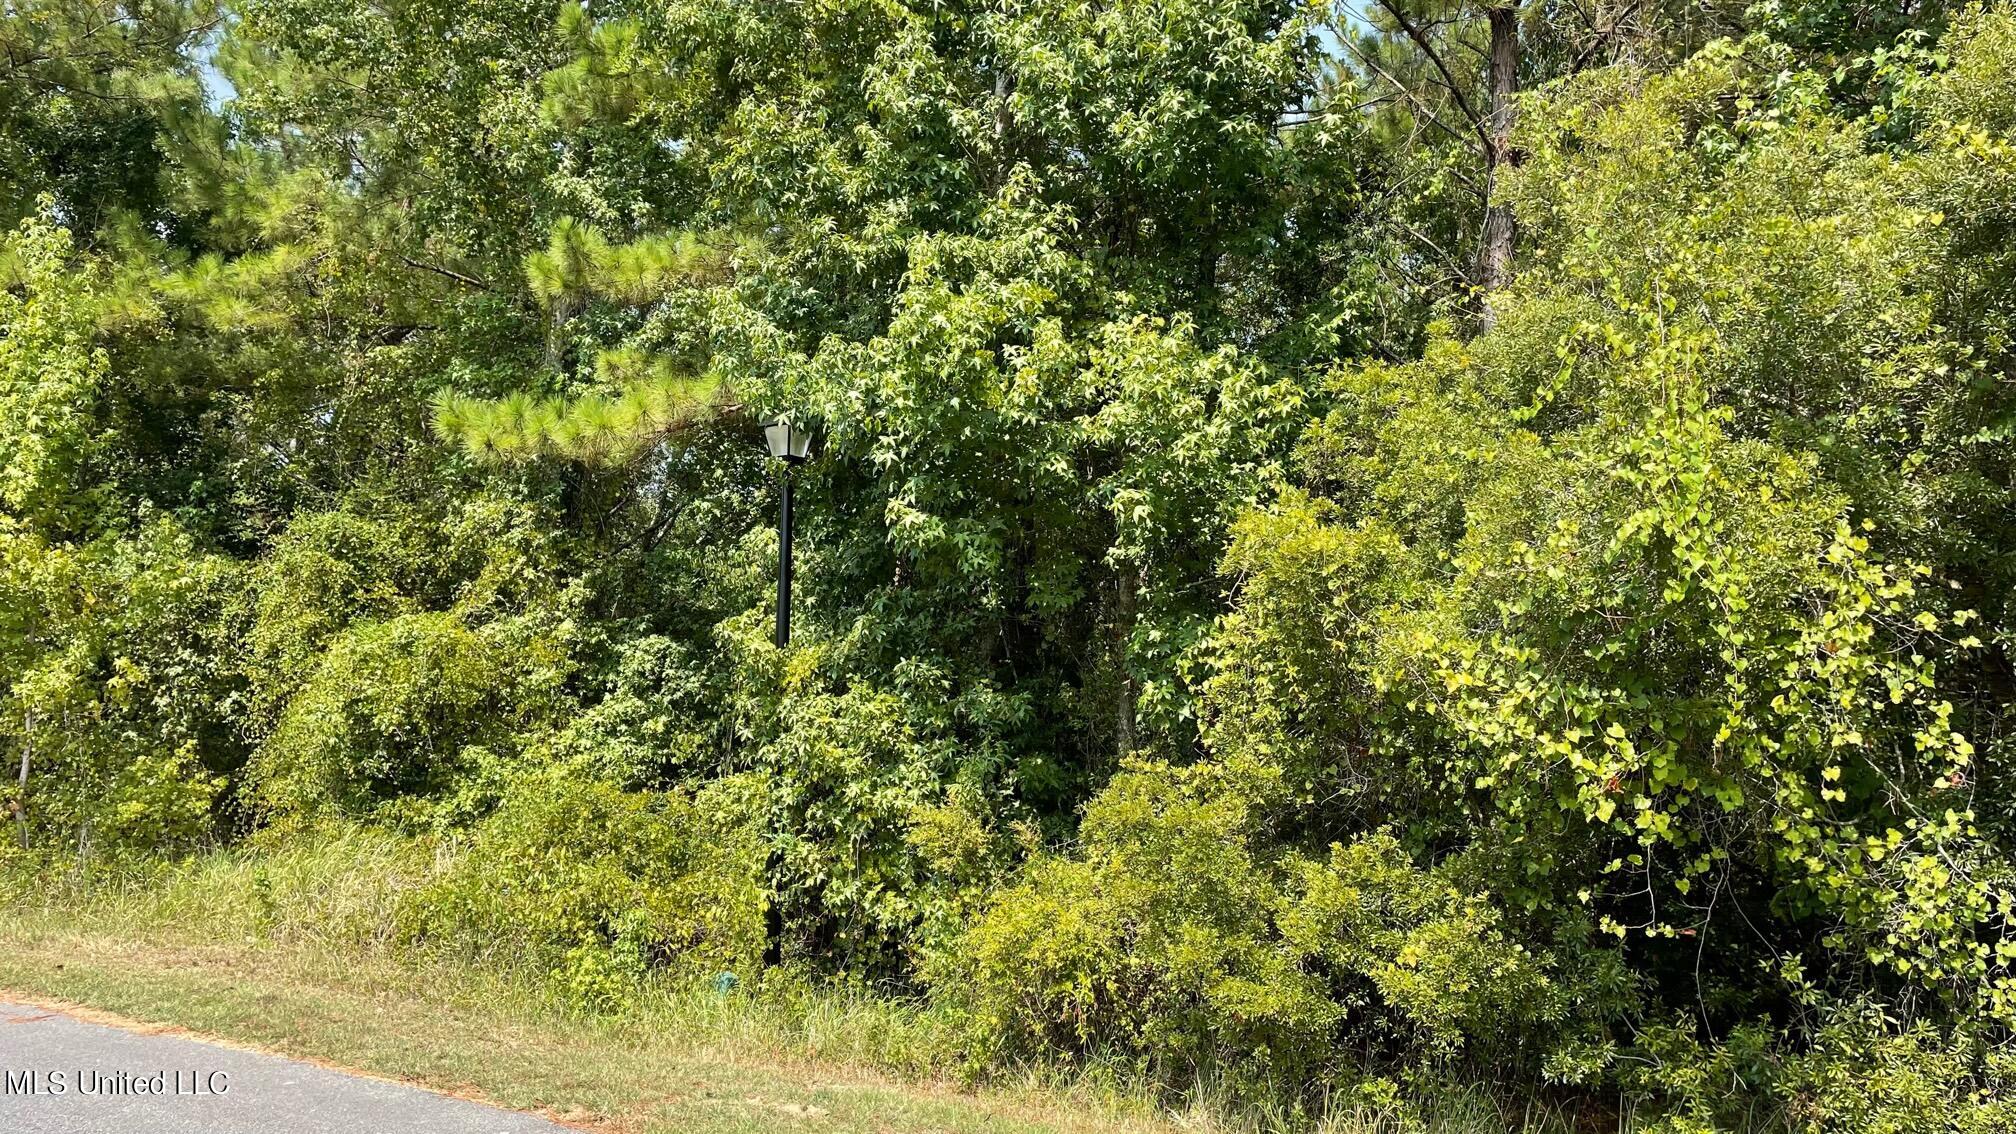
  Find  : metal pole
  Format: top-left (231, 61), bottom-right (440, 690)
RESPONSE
top-left (776, 469), bottom-right (794, 647)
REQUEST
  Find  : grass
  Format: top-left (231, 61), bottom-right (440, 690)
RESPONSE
top-left (0, 830), bottom-right (1598, 1134)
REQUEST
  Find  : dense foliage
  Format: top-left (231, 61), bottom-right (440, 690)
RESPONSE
top-left (4, 0), bottom-right (2014, 1128)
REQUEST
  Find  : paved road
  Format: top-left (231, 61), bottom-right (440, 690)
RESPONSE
top-left (0, 1001), bottom-right (572, 1133)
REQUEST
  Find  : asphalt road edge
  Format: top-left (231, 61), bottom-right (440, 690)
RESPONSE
top-left (0, 989), bottom-right (605, 1132)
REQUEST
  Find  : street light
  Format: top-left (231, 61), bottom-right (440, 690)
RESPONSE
top-left (764, 417), bottom-right (814, 647)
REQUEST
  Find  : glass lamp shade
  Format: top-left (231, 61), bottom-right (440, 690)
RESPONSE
top-left (764, 418), bottom-right (813, 462)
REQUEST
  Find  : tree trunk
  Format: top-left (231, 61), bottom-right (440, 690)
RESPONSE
top-left (1478, 2), bottom-right (1520, 329)
top-left (1112, 569), bottom-right (1139, 760)
top-left (12, 710), bottom-right (31, 850)
top-left (991, 66), bottom-right (1016, 191)
top-left (994, 68), bottom-right (1013, 140)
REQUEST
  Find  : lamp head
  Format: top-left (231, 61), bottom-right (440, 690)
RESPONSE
top-left (763, 418), bottom-right (813, 463)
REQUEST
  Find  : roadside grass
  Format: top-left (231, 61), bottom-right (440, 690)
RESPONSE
top-left (0, 832), bottom-right (1607, 1134)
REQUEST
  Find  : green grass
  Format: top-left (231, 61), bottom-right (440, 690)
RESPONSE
top-left (0, 831), bottom-right (1603, 1134)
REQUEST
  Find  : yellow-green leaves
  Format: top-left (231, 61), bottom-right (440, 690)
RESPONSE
top-left (0, 216), bottom-right (108, 529)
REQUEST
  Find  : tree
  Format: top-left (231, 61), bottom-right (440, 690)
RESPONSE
top-left (0, 0), bottom-right (218, 236)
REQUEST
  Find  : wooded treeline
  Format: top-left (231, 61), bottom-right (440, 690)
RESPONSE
top-left (3, 0), bottom-right (2015, 1128)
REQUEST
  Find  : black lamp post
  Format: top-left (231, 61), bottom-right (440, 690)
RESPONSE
top-left (763, 417), bottom-right (814, 647)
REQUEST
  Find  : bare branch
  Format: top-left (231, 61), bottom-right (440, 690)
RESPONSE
top-left (1371, 0), bottom-right (1493, 151)
top-left (399, 256), bottom-right (491, 291)
top-left (1341, 37), bottom-right (1487, 157)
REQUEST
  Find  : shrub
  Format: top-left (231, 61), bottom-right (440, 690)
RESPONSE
top-left (1622, 1007), bottom-right (2016, 1134)
top-left (719, 631), bottom-right (1018, 976)
top-left (940, 757), bottom-right (1336, 1088)
top-left (536, 634), bottom-right (715, 787)
top-left (238, 510), bottom-right (426, 731)
top-left (402, 776), bottom-right (765, 1008)
top-left (248, 612), bottom-right (508, 822)
top-left (0, 517), bottom-right (242, 858)
top-left (1778, 1011), bottom-right (2015, 1134)
top-left (938, 757), bottom-right (1607, 1096)
top-left (1280, 835), bottom-right (1590, 1058)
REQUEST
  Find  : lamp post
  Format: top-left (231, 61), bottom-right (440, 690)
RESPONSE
top-left (763, 417), bottom-right (814, 647)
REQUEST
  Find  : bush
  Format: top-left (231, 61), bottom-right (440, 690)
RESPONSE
top-left (938, 757), bottom-right (1612, 1097)
top-left (238, 510), bottom-right (427, 731)
top-left (536, 634), bottom-right (716, 787)
top-left (1622, 1007), bottom-right (2016, 1134)
top-left (235, 494), bottom-right (588, 826)
top-left (238, 497), bottom-right (581, 736)
top-left (940, 757), bottom-right (1335, 1088)
top-left (1777, 1012), bottom-right (2016, 1134)
top-left (0, 517), bottom-right (242, 858)
top-left (402, 776), bottom-right (765, 1009)
top-left (248, 612), bottom-right (509, 822)
top-left (718, 628), bottom-right (1019, 977)
top-left (1280, 835), bottom-right (1599, 1059)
